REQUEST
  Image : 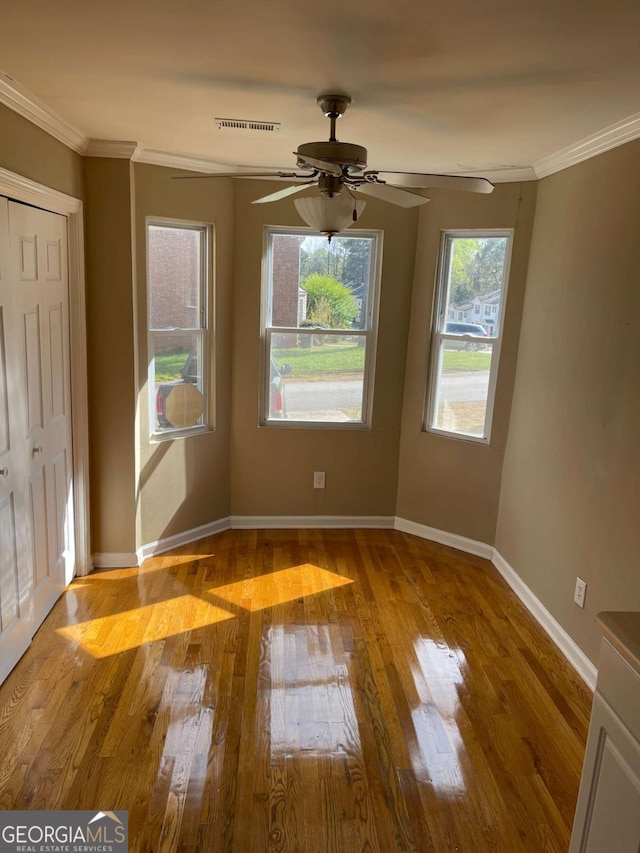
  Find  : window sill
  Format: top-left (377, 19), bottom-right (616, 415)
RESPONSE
top-left (150, 425), bottom-right (213, 443)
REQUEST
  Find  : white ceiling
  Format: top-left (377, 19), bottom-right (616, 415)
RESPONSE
top-left (1, 0), bottom-right (640, 179)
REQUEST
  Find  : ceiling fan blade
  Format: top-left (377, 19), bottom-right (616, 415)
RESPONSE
top-left (367, 171), bottom-right (494, 194)
top-left (355, 182), bottom-right (429, 208)
top-left (293, 152), bottom-right (343, 177)
top-left (173, 170), bottom-right (314, 181)
top-left (252, 183), bottom-right (317, 204)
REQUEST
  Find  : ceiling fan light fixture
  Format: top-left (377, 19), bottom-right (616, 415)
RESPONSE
top-left (293, 196), bottom-right (366, 241)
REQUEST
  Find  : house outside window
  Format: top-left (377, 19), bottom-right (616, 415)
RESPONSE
top-left (425, 230), bottom-right (512, 442)
top-left (261, 227), bottom-right (382, 427)
top-left (147, 219), bottom-right (213, 437)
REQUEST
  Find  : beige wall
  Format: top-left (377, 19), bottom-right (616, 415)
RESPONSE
top-left (230, 181), bottom-right (418, 516)
top-left (83, 158), bottom-right (137, 554)
top-left (396, 182), bottom-right (537, 543)
top-left (133, 164), bottom-right (234, 544)
top-left (495, 140), bottom-right (640, 663)
top-left (0, 104), bottom-right (83, 199)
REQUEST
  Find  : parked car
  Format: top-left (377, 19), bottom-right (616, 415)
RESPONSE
top-left (155, 352), bottom-right (288, 428)
top-left (444, 322), bottom-right (489, 351)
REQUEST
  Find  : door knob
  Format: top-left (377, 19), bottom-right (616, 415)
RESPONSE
top-left (32, 446), bottom-right (43, 455)
top-left (0, 467), bottom-right (8, 478)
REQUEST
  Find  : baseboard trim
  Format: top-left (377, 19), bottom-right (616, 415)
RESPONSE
top-left (137, 517), bottom-right (232, 561)
top-left (492, 549), bottom-right (598, 690)
top-left (394, 517), bottom-right (494, 559)
top-left (92, 552), bottom-right (140, 569)
top-left (230, 515), bottom-right (395, 530)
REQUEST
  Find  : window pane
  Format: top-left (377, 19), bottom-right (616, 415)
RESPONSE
top-left (148, 225), bottom-right (203, 329)
top-left (270, 233), bottom-right (373, 331)
top-left (443, 236), bottom-right (508, 338)
top-left (151, 334), bottom-right (205, 432)
top-left (269, 332), bottom-right (366, 422)
top-left (432, 341), bottom-right (494, 437)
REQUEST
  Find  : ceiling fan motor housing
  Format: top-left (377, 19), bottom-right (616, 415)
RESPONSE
top-left (296, 141), bottom-right (368, 172)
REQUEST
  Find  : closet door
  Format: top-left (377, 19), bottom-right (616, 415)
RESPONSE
top-left (0, 198), bottom-right (32, 682)
top-left (0, 199), bottom-right (75, 683)
top-left (9, 201), bottom-right (75, 632)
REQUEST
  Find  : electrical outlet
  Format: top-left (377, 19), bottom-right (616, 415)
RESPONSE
top-left (574, 577), bottom-right (587, 608)
top-left (313, 471), bottom-right (325, 489)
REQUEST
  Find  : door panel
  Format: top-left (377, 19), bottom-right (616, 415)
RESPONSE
top-left (44, 238), bottom-right (61, 282)
top-left (18, 234), bottom-right (37, 281)
top-left (0, 494), bottom-right (19, 630)
top-left (23, 307), bottom-right (44, 435)
top-left (52, 449), bottom-right (71, 576)
top-left (47, 303), bottom-right (65, 418)
top-left (29, 467), bottom-right (49, 588)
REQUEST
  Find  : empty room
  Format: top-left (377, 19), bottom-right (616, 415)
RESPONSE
top-left (0, 1), bottom-right (639, 851)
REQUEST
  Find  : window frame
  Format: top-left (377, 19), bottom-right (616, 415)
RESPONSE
top-left (260, 226), bottom-right (383, 429)
top-left (146, 216), bottom-right (214, 440)
top-left (424, 228), bottom-right (513, 445)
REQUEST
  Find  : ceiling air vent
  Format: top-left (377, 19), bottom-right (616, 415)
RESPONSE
top-left (215, 118), bottom-right (281, 133)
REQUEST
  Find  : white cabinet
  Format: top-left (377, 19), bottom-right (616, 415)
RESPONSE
top-left (570, 613), bottom-right (640, 853)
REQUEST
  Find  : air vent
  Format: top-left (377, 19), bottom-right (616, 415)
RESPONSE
top-left (215, 118), bottom-right (281, 133)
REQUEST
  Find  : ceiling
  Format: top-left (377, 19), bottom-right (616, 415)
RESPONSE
top-left (1, 0), bottom-right (640, 180)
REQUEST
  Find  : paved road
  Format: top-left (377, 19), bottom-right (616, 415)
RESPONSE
top-left (284, 370), bottom-right (489, 415)
top-left (284, 379), bottom-right (364, 415)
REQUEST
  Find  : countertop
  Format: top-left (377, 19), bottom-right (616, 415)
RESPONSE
top-left (596, 611), bottom-right (640, 676)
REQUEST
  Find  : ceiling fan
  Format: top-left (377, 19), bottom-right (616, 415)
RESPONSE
top-left (175, 94), bottom-right (494, 237)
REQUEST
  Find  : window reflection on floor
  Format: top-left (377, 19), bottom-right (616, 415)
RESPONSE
top-left (266, 624), bottom-right (361, 757)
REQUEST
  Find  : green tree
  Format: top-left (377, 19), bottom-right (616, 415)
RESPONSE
top-left (342, 238), bottom-right (370, 287)
top-left (301, 273), bottom-right (358, 328)
top-left (450, 237), bottom-right (507, 304)
top-left (300, 236), bottom-right (348, 280)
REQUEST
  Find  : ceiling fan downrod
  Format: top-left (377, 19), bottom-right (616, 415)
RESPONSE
top-left (317, 95), bottom-right (351, 143)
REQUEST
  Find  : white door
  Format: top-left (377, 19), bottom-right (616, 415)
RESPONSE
top-left (0, 199), bottom-right (74, 682)
top-left (0, 198), bottom-right (32, 682)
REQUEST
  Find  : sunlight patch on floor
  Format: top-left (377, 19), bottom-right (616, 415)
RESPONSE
top-left (209, 564), bottom-right (353, 612)
top-left (56, 594), bottom-right (234, 658)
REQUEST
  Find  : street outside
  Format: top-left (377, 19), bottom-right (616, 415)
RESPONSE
top-left (282, 371), bottom-right (489, 425)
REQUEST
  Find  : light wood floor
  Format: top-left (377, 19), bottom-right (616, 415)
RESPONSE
top-left (0, 529), bottom-right (592, 852)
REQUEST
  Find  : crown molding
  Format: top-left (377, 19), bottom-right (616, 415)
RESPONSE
top-left (84, 139), bottom-right (138, 159)
top-left (462, 166), bottom-right (537, 184)
top-left (2, 68), bottom-right (640, 182)
top-left (533, 111), bottom-right (640, 179)
top-left (0, 70), bottom-right (87, 153)
top-left (132, 148), bottom-right (234, 173)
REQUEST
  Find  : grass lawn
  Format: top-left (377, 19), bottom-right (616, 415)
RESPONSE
top-left (273, 343), bottom-right (491, 376)
top-left (155, 343), bottom-right (492, 382)
top-left (273, 343), bottom-right (365, 375)
top-left (154, 348), bottom-right (190, 382)
top-left (442, 350), bottom-right (491, 371)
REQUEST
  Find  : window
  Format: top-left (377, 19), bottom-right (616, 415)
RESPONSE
top-left (261, 227), bottom-right (382, 426)
top-left (147, 219), bottom-right (212, 437)
top-left (425, 231), bottom-right (512, 442)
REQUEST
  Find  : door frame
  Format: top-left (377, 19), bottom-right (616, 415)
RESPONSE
top-left (0, 166), bottom-right (90, 577)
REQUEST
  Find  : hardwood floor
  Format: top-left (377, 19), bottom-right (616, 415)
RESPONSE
top-left (0, 529), bottom-right (592, 852)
